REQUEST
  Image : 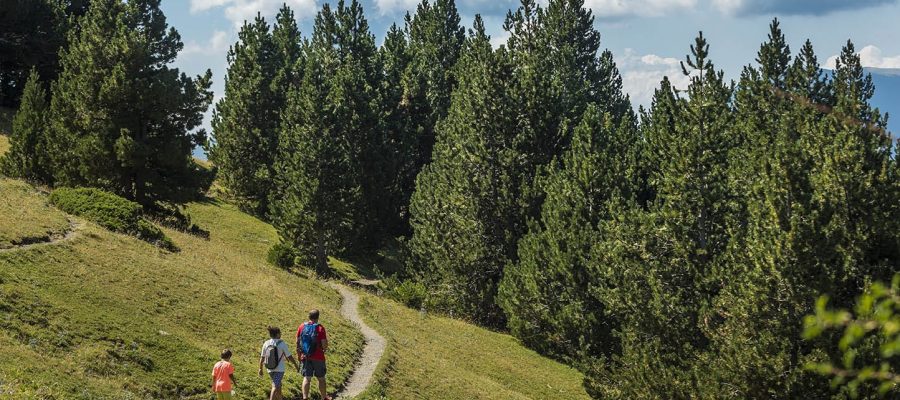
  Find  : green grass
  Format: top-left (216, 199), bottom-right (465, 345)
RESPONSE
top-left (0, 179), bottom-right (593, 399)
top-left (0, 188), bottom-right (364, 399)
top-left (357, 292), bottom-right (592, 400)
top-left (0, 179), bottom-right (69, 249)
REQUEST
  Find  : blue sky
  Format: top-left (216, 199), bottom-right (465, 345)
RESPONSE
top-left (163, 0), bottom-right (900, 135)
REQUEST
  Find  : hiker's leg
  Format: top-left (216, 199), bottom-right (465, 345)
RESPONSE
top-left (302, 376), bottom-right (311, 399)
top-left (317, 376), bottom-right (327, 399)
top-left (269, 385), bottom-right (277, 400)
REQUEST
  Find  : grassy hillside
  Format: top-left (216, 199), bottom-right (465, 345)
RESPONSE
top-left (0, 179), bottom-right (592, 399)
top-left (358, 293), bottom-right (591, 400)
top-left (0, 191), bottom-right (364, 399)
top-left (0, 179), bottom-right (70, 249)
top-left (0, 134), bottom-right (8, 156)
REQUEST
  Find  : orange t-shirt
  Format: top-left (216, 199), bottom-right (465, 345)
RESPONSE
top-left (212, 360), bottom-right (234, 392)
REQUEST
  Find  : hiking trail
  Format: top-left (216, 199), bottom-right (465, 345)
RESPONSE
top-left (0, 218), bottom-right (82, 253)
top-left (327, 281), bottom-right (386, 399)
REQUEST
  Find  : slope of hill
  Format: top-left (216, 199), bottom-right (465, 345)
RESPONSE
top-left (0, 196), bottom-right (365, 399)
top-left (0, 178), bottom-right (590, 399)
top-left (359, 293), bottom-right (590, 399)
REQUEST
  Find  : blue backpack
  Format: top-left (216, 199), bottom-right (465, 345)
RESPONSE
top-left (298, 323), bottom-right (319, 356)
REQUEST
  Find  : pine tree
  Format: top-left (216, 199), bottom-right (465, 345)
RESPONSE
top-left (497, 104), bottom-right (641, 363)
top-left (401, 0), bottom-right (465, 215)
top-left (587, 32), bottom-right (736, 398)
top-left (1, 69), bottom-right (53, 183)
top-left (407, 16), bottom-right (517, 325)
top-left (270, 0), bottom-right (379, 272)
top-left (271, 4), bottom-right (303, 99)
top-left (210, 13), bottom-right (278, 215)
top-left (45, 0), bottom-right (213, 206)
top-left (505, 0), bottom-right (630, 180)
top-left (374, 24), bottom-right (415, 237)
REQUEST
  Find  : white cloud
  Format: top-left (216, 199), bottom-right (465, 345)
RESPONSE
top-left (713, 0), bottom-right (896, 17)
top-left (825, 45), bottom-right (900, 70)
top-left (374, 0), bottom-right (419, 15)
top-left (181, 30), bottom-right (231, 57)
top-left (615, 48), bottom-right (696, 108)
top-left (585, 0), bottom-right (697, 18)
top-left (190, 0), bottom-right (318, 28)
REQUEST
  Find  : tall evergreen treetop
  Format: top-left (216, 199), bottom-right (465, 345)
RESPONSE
top-left (787, 40), bottom-right (833, 106)
top-left (47, 0), bottom-right (213, 205)
top-left (271, 4), bottom-right (304, 98)
top-left (210, 13), bottom-right (278, 215)
top-left (756, 18), bottom-right (790, 88)
top-left (403, 0), bottom-right (465, 169)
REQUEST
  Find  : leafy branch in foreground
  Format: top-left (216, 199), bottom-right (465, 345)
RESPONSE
top-left (803, 274), bottom-right (900, 398)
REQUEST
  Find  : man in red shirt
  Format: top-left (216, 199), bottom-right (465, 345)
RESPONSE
top-left (296, 309), bottom-right (329, 400)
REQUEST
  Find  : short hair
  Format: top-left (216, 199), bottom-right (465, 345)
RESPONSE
top-left (267, 326), bottom-right (281, 338)
top-left (221, 349), bottom-right (232, 360)
top-left (309, 309), bottom-right (320, 321)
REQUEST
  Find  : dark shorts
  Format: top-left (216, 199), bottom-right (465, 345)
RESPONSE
top-left (301, 359), bottom-right (326, 378)
top-left (268, 371), bottom-right (285, 388)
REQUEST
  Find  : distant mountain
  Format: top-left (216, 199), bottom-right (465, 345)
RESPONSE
top-left (868, 67), bottom-right (900, 140)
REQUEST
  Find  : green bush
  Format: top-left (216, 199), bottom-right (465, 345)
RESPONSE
top-left (267, 242), bottom-right (297, 269)
top-left (50, 187), bottom-right (142, 232)
top-left (50, 187), bottom-right (175, 250)
top-left (385, 279), bottom-right (427, 309)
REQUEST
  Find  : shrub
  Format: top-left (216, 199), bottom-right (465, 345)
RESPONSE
top-left (50, 187), bottom-right (141, 232)
top-left (385, 279), bottom-right (427, 309)
top-left (267, 242), bottom-right (297, 270)
top-left (50, 187), bottom-right (176, 250)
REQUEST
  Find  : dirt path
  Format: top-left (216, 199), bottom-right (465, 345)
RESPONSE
top-left (327, 281), bottom-right (387, 399)
top-left (0, 219), bottom-right (81, 253)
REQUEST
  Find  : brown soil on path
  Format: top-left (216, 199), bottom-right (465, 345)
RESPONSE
top-left (327, 281), bottom-right (387, 399)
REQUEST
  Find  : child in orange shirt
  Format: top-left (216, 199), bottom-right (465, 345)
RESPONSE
top-left (212, 349), bottom-right (237, 399)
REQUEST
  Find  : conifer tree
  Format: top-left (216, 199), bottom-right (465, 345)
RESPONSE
top-left (391, 0), bottom-right (462, 218)
top-left (210, 14), bottom-right (278, 215)
top-left (1, 69), bottom-right (53, 183)
top-left (497, 105), bottom-right (641, 362)
top-left (271, 4), bottom-right (303, 98)
top-left (46, 0), bottom-right (213, 206)
top-left (407, 16), bottom-right (517, 325)
top-left (404, 0), bottom-right (464, 172)
top-left (375, 24), bottom-right (415, 236)
top-left (271, 0), bottom-right (379, 272)
top-left (504, 0), bottom-right (630, 179)
top-left (587, 32), bottom-right (736, 398)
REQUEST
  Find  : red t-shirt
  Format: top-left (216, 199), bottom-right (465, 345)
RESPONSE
top-left (296, 322), bottom-right (327, 361)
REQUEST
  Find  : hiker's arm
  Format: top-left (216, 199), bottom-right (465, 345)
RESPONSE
top-left (211, 375), bottom-right (215, 391)
top-left (287, 355), bottom-right (300, 370)
top-left (229, 373), bottom-right (237, 387)
top-left (258, 357), bottom-right (264, 376)
top-left (321, 339), bottom-right (328, 352)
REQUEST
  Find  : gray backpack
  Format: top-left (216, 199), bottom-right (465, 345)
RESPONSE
top-left (264, 339), bottom-right (282, 370)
